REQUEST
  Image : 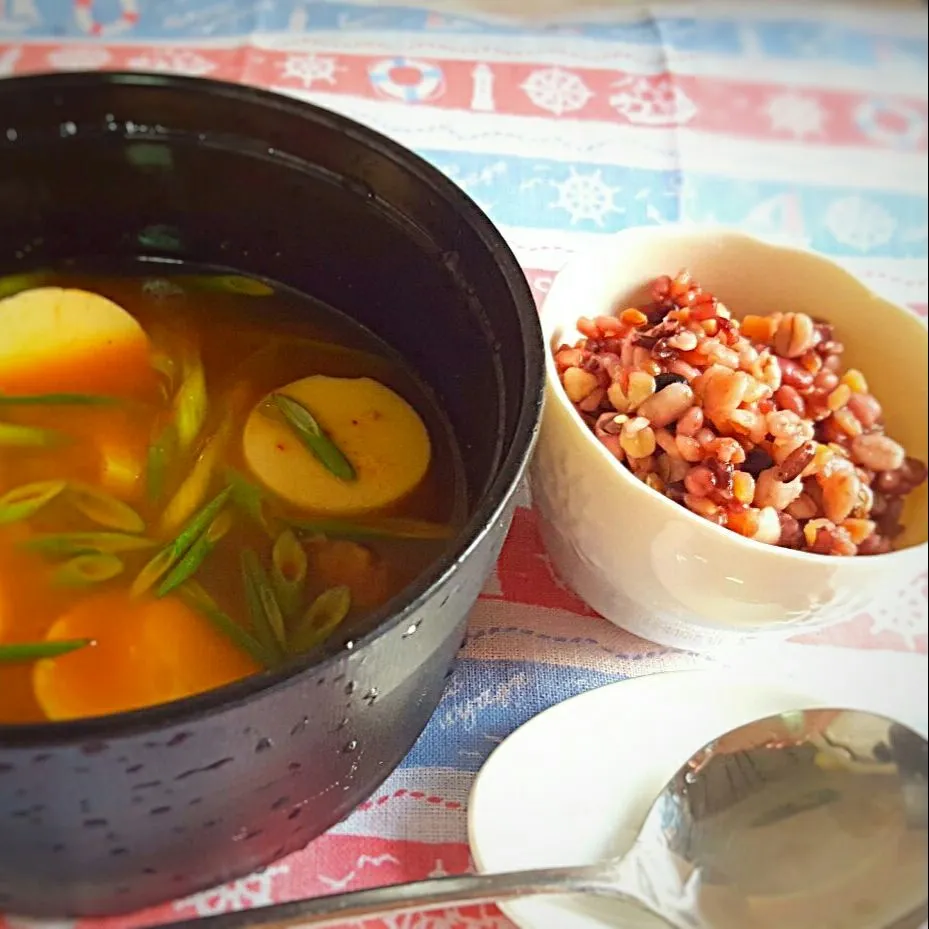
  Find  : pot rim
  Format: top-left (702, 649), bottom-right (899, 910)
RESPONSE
top-left (0, 71), bottom-right (544, 747)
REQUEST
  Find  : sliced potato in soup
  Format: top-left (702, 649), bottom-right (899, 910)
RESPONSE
top-left (242, 375), bottom-right (432, 515)
top-left (0, 287), bottom-right (153, 397)
top-left (33, 590), bottom-right (259, 721)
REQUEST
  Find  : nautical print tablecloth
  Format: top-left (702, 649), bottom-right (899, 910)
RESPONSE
top-left (1, 2), bottom-right (927, 927)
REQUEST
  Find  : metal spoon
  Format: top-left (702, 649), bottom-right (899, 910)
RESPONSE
top-left (164, 708), bottom-right (928, 929)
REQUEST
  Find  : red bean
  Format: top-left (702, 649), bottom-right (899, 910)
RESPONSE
top-left (777, 357), bottom-right (814, 390)
top-left (775, 385), bottom-right (806, 417)
top-left (847, 392), bottom-right (882, 430)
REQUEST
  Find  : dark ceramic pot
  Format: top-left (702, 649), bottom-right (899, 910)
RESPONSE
top-left (0, 72), bottom-right (543, 918)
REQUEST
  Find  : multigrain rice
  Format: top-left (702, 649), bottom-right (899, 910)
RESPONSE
top-left (554, 270), bottom-right (927, 556)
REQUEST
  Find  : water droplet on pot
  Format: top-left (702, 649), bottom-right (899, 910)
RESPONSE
top-left (255, 738), bottom-right (273, 753)
top-left (342, 740), bottom-right (358, 754)
top-left (684, 770), bottom-right (698, 784)
top-left (290, 717), bottom-right (310, 737)
top-left (232, 826), bottom-right (250, 842)
top-left (363, 688), bottom-right (379, 706)
top-left (402, 622), bottom-right (421, 638)
top-left (345, 639), bottom-right (355, 651)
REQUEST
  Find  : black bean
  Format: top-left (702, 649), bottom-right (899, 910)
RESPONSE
top-left (706, 458), bottom-right (734, 493)
top-left (644, 301), bottom-right (673, 325)
top-left (741, 448), bottom-right (774, 478)
top-left (654, 372), bottom-right (688, 392)
top-left (635, 319), bottom-right (679, 350)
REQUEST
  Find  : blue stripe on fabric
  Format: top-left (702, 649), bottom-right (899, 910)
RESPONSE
top-left (6, 1), bottom-right (926, 67)
top-left (414, 149), bottom-right (928, 259)
top-left (397, 658), bottom-right (629, 772)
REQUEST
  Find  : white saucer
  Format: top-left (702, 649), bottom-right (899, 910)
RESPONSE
top-left (467, 668), bottom-right (929, 929)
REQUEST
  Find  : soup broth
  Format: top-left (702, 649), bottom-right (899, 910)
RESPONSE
top-left (0, 264), bottom-right (466, 724)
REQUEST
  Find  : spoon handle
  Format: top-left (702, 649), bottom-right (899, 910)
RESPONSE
top-left (164, 863), bottom-right (637, 929)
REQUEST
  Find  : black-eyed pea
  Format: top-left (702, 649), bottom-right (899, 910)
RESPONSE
top-left (636, 381), bottom-right (694, 428)
top-left (851, 433), bottom-right (905, 472)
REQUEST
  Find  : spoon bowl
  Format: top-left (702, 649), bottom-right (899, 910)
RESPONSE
top-left (153, 706), bottom-right (928, 929)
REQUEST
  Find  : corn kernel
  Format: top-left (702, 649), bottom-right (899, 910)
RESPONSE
top-left (841, 368), bottom-right (868, 393)
top-left (732, 471), bottom-right (756, 505)
top-left (826, 383), bottom-right (851, 412)
top-left (810, 443), bottom-right (833, 475)
top-left (833, 408), bottom-right (863, 438)
top-left (619, 307), bottom-right (648, 327)
top-left (727, 507), bottom-right (758, 537)
top-left (739, 315), bottom-right (776, 343)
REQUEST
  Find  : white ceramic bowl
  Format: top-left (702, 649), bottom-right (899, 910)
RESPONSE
top-left (529, 226), bottom-right (928, 652)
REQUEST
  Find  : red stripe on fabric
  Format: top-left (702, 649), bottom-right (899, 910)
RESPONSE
top-left (2, 43), bottom-right (925, 150)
